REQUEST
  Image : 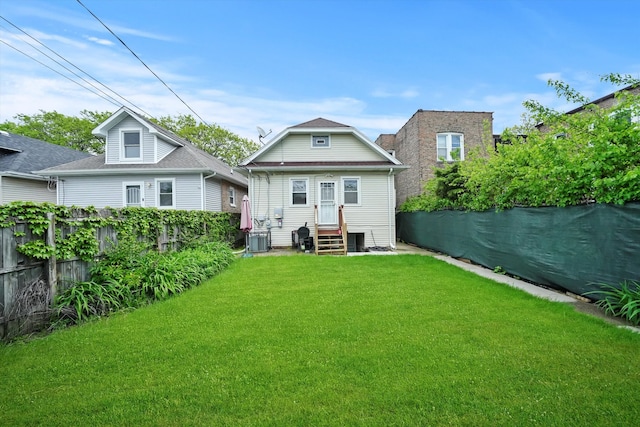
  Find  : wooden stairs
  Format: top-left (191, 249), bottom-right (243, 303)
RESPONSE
top-left (314, 205), bottom-right (348, 255)
top-left (315, 229), bottom-right (346, 255)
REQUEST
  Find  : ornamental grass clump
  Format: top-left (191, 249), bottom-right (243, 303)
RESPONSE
top-left (586, 280), bottom-right (640, 325)
top-left (55, 241), bottom-right (234, 324)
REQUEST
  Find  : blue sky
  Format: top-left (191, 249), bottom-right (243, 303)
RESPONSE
top-left (1, 0), bottom-right (638, 142)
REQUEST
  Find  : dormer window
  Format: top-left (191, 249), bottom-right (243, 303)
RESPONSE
top-left (312, 135), bottom-right (330, 148)
top-left (122, 130), bottom-right (141, 160)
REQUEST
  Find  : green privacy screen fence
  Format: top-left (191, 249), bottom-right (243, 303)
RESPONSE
top-left (397, 203), bottom-right (640, 296)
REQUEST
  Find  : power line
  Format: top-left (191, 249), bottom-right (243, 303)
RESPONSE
top-left (76, 0), bottom-right (210, 125)
top-left (0, 38), bottom-right (120, 108)
top-left (0, 15), bottom-right (153, 117)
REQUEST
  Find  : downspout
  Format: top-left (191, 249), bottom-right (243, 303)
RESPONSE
top-left (248, 169), bottom-right (254, 223)
top-left (388, 168), bottom-right (395, 249)
top-left (203, 172), bottom-right (217, 210)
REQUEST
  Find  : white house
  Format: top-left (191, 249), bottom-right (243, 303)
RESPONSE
top-left (37, 107), bottom-right (247, 212)
top-left (237, 118), bottom-right (407, 254)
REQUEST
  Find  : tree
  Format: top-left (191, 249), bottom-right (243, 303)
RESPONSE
top-left (0, 110), bottom-right (111, 154)
top-left (401, 73), bottom-right (640, 212)
top-left (154, 114), bottom-right (259, 166)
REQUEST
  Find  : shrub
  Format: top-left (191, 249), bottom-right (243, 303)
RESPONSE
top-left (55, 241), bottom-right (235, 324)
top-left (55, 279), bottom-right (129, 322)
top-left (585, 281), bottom-right (640, 326)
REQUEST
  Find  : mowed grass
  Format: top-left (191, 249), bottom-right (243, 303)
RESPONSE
top-left (1, 255), bottom-right (639, 426)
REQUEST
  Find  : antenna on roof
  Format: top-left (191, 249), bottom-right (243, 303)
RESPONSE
top-left (257, 126), bottom-right (272, 143)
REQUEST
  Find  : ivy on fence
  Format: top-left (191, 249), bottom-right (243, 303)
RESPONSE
top-left (0, 201), bottom-right (236, 262)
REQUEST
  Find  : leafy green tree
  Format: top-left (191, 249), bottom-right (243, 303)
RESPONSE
top-left (154, 114), bottom-right (259, 166)
top-left (401, 73), bottom-right (640, 212)
top-left (0, 110), bottom-right (111, 154)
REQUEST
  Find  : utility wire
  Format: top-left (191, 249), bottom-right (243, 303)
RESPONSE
top-left (0, 38), bottom-right (120, 108)
top-left (0, 16), bottom-right (153, 117)
top-left (76, 0), bottom-right (210, 125)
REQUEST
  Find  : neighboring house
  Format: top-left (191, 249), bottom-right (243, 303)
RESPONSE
top-left (376, 110), bottom-right (493, 206)
top-left (565, 83), bottom-right (640, 115)
top-left (537, 84), bottom-right (640, 134)
top-left (37, 107), bottom-right (247, 212)
top-left (0, 131), bottom-right (92, 204)
top-left (237, 118), bottom-right (407, 254)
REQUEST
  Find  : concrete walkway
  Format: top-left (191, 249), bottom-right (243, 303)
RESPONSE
top-left (394, 242), bottom-right (575, 302)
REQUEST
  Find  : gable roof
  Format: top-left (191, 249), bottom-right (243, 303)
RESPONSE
top-left (240, 117), bottom-right (405, 170)
top-left (37, 108), bottom-right (247, 187)
top-left (0, 131), bottom-right (92, 180)
top-left (292, 118), bottom-right (350, 128)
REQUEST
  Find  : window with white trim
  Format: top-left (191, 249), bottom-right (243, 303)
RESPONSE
top-left (229, 187), bottom-right (236, 207)
top-left (436, 133), bottom-right (464, 161)
top-left (290, 178), bottom-right (309, 206)
top-left (312, 135), bottom-right (330, 148)
top-left (342, 177), bottom-right (360, 205)
top-left (122, 130), bottom-right (141, 160)
top-left (156, 178), bottom-right (175, 208)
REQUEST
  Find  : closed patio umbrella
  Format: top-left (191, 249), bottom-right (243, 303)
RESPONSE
top-left (240, 195), bottom-right (253, 257)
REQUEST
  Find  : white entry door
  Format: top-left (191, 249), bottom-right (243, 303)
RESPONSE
top-left (318, 181), bottom-right (337, 225)
top-left (124, 182), bottom-right (145, 207)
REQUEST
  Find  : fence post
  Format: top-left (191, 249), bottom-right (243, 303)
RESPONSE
top-left (46, 212), bottom-right (57, 307)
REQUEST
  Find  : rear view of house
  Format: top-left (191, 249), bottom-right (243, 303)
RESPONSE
top-left (37, 107), bottom-right (247, 212)
top-left (237, 118), bottom-right (407, 254)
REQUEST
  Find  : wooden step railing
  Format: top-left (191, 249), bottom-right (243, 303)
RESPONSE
top-left (313, 205), bottom-right (347, 255)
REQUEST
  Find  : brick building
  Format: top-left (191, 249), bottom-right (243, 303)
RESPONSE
top-left (376, 110), bottom-right (493, 206)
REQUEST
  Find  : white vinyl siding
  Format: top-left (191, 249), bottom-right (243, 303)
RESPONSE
top-left (205, 179), bottom-right (222, 211)
top-left (57, 174), bottom-right (203, 210)
top-left (259, 133), bottom-right (385, 163)
top-left (250, 172), bottom-right (394, 249)
top-left (156, 138), bottom-right (176, 161)
top-left (1, 177), bottom-right (56, 204)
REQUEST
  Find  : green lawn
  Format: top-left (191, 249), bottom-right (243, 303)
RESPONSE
top-left (2, 255), bottom-right (639, 426)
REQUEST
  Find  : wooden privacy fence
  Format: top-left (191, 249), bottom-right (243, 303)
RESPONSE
top-left (0, 213), bottom-right (117, 339)
top-left (0, 208), bottom-right (238, 340)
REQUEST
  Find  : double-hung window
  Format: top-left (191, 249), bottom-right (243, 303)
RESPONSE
top-left (290, 178), bottom-right (308, 206)
top-left (229, 187), bottom-right (236, 207)
top-left (436, 133), bottom-right (464, 161)
top-left (122, 130), bottom-right (141, 160)
top-left (342, 177), bottom-right (360, 205)
top-left (156, 178), bottom-right (175, 208)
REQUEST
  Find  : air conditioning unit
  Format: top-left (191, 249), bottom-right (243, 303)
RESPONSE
top-left (249, 232), bottom-right (269, 252)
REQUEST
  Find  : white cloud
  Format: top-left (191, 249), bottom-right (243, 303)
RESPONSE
top-left (371, 88), bottom-right (419, 99)
top-left (536, 72), bottom-right (562, 82)
top-left (86, 36), bottom-right (113, 46)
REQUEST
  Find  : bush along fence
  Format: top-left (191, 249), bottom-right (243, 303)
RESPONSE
top-left (0, 202), bottom-right (238, 340)
top-left (397, 202), bottom-right (640, 297)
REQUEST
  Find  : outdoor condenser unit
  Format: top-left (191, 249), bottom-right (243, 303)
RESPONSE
top-left (248, 232), bottom-right (269, 252)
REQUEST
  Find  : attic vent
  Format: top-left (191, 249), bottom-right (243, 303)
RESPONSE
top-left (312, 135), bottom-right (330, 148)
